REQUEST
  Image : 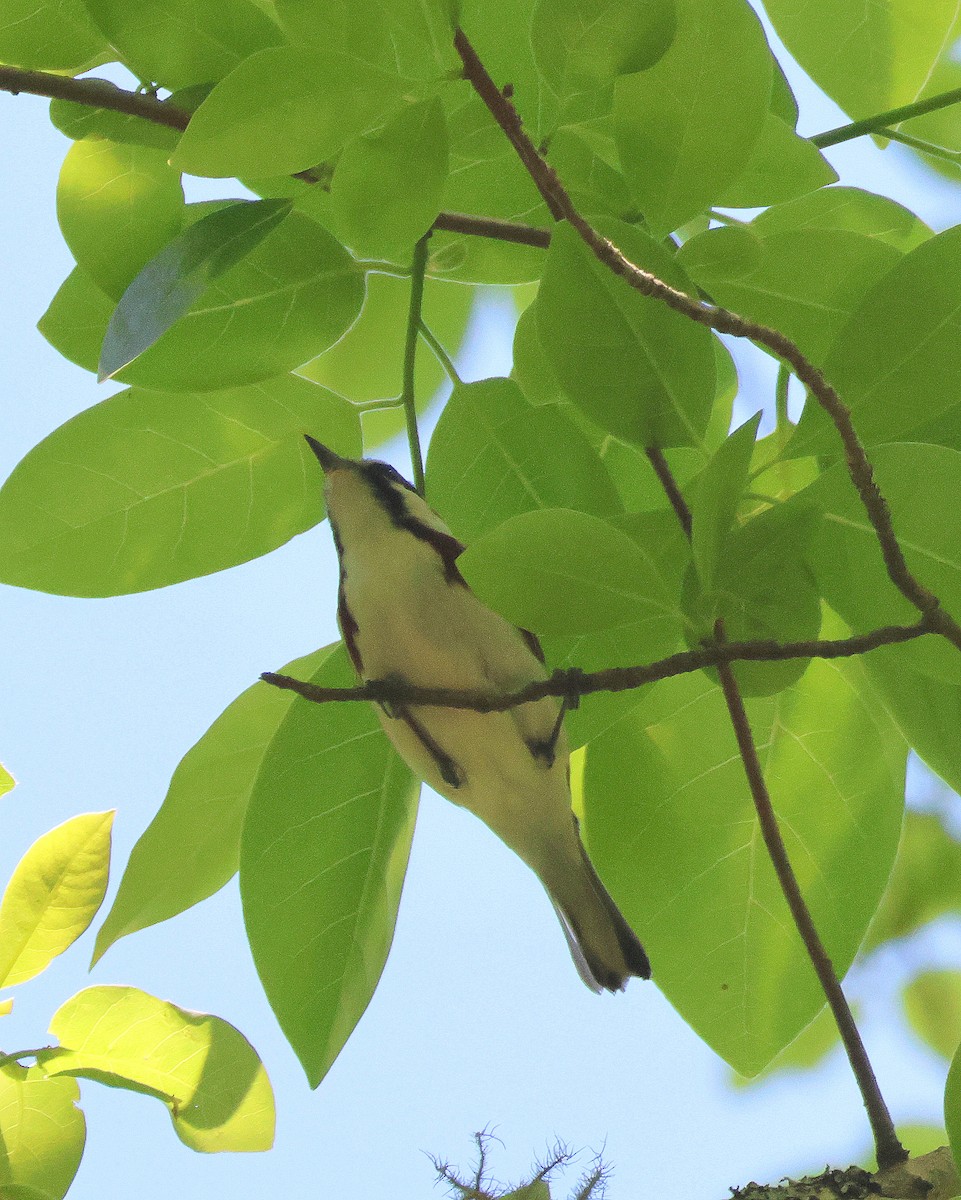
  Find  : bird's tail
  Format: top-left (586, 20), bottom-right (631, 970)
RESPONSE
top-left (546, 829), bottom-right (650, 993)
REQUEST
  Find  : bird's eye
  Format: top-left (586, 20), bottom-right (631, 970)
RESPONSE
top-left (366, 461), bottom-right (416, 492)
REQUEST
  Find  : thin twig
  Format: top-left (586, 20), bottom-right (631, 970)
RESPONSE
top-left (402, 235), bottom-right (431, 495)
top-left (419, 320), bottom-right (462, 385)
top-left (812, 86), bottom-right (961, 148)
top-left (432, 210), bottom-right (551, 248)
top-left (262, 620), bottom-right (931, 711)
top-left (452, 26), bottom-right (961, 659)
top-left (713, 622), bottom-right (906, 1169)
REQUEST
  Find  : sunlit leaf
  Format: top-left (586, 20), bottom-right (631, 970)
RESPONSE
top-left (43, 986), bottom-right (274, 1153)
top-left (0, 813), bottom-right (113, 989)
top-left (57, 140), bottom-right (184, 302)
top-left (0, 1066), bottom-right (84, 1200)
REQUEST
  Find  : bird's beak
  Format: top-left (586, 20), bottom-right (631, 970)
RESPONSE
top-left (304, 434), bottom-right (349, 473)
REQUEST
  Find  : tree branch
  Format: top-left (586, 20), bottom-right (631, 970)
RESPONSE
top-left (0, 66), bottom-right (191, 128)
top-left (262, 619), bottom-right (931, 711)
top-left (452, 26), bottom-right (961, 662)
top-left (714, 620), bottom-right (905, 1170)
top-left (0, 65), bottom-right (552, 251)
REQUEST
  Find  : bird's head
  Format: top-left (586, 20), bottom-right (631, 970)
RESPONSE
top-left (304, 434), bottom-right (453, 551)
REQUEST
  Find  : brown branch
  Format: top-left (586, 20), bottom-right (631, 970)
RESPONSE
top-left (432, 211), bottom-right (551, 248)
top-left (452, 26), bottom-right (961, 661)
top-left (0, 64), bottom-right (551, 251)
top-left (262, 620), bottom-right (931, 711)
top-left (0, 66), bottom-right (191, 129)
top-left (645, 446), bottom-right (692, 538)
top-left (714, 621), bottom-right (906, 1170)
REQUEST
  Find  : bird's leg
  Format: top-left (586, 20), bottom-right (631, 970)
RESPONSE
top-left (528, 667), bottom-right (585, 768)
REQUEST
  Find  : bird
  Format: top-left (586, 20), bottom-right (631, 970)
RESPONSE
top-left (304, 434), bottom-right (651, 992)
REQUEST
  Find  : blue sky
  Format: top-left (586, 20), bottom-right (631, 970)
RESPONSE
top-left (2, 13), bottom-right (961, 1199)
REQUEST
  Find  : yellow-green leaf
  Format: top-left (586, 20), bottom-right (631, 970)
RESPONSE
top-left (0, 1066), bottom-right (84, 1200)
top-left (0, 813), bottom-right (113, 989)
top-left (43, 986), bottom-right (274, 1154)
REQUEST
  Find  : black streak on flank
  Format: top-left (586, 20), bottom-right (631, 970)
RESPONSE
top-left (362, 460), bottom-right (468, 586)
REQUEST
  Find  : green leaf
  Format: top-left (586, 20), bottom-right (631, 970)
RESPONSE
top-left (0, 813), bottom-right (113, 989)
top-left (301, 273), bottom-right (475, 448)
top-left (37, 268), bottom-right (115, 375)
top-left (240, 646), bottom-right (418, 1087)
top-left (0, 1066), bottom-right (84, 1200)
top-left (730, 1003), bottom-right (843, 1087)
top-left (79, 0), bottom-right (283, 90)
top-left (537, 221), bottom-right (716, 447)
top-left (330, 98), bottom-right (449, 261)
top-left (678, 224), bottom-right (903, 363)
top-left (613, 0), bottom-right (773, 235)
top-left (50, 85), bottom-right (183, 151)
top-left (545, 119), bottom-right (636, 219)
top-left (275, 0), bottom-right (457, 82)
top-left (511, 300), bottom-right (567, 407)
top-left (541, 510), bottom-right (690, 747)
top-left (57, 140), bottom-right (185, 301)
top-left (584, 631), bottom-right (905, 1075)
top-left (93, 647), bottom-right (334, 963)
top-left (863, 651), bottom-right (961, 796)
top-left (690, 413), bottom-right (761, 591)
top-left (104, 207), bottom-right (364, 391)
top-left (530, 0), bottom-right (676, 97)
top-left (43, 986), bottom-right (274, 1153)
top-left (425, 377), bottom-right (622, 542)
top-left (800, 443), bottom-right (961, 684)
top-left (794, 225), bottom-right (961, 449)
top-left (905, 970), bottom-right (961, 1060)
top-left (701, 505), bottom-right (822, 696)
top-left (945, 1035), bottom-right (961, 1173)
top-left (99, 198), bottom-right (291, 381)
top-left (0, 764), bottom-right (14, 799)
top-left (170, 47), bottom-right (411, 179)
top-left (0, 0), bottom-right (107, 70)
top-left (458, 508), bottom-right (684, 652)
top-left (715, 112), bottom-right (838, 209)
top-left (751, 184), bottom-right (931, 250)
top-left (763, 0), bottom-right (959, 120)
top-left (865, 813), bottom-right (961, 954)
top-left (503, 1181), bottom-right (552, 1200)
top-left (430, 86), bottom-right (551, 284)
top-left (0, 378), bottom-right (359, 597)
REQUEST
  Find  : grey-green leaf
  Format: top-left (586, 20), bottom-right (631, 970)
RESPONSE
top-left (99, 199), bottom-right (291, 381)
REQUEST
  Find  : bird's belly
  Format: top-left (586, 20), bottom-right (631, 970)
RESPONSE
top-left (342, 555), bottom-right (572, 867)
